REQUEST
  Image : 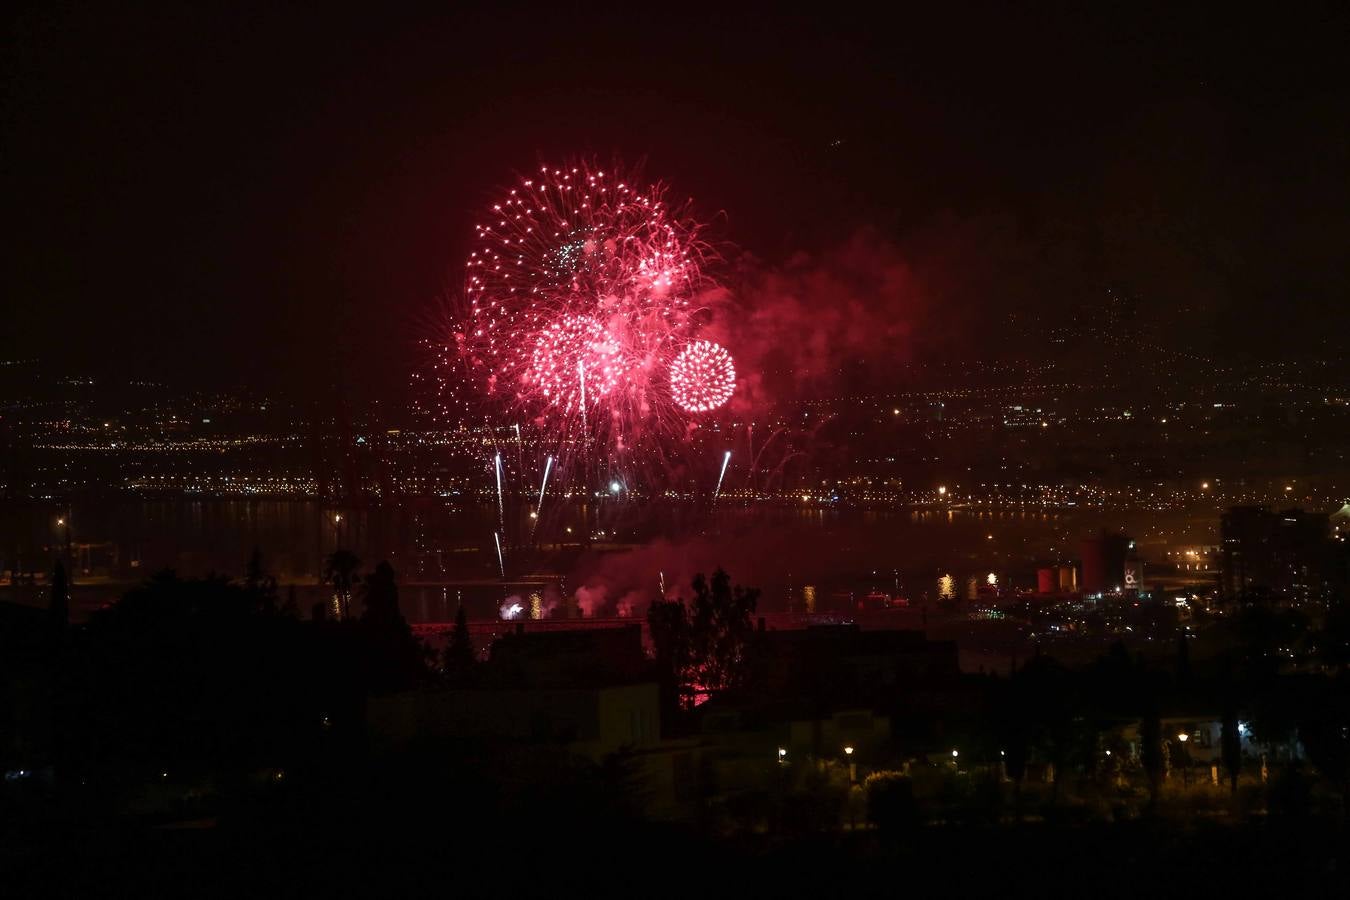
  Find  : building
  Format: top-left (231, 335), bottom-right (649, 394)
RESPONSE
top-left (1079, 531), bottom-right (1132, 594)
top-left (748, 624), bottom-right (959, 702)
top-left (487, 624), bottom-right (647, 686)
top-left (367, 682), bottom-right (660, 761)
top-left (1220, 506), bottom-right (1336, 604)
top-left (368, 624), bottom-right (661, 759)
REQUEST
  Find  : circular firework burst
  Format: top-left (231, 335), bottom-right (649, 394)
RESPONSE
top-left (670, 340), bottom-right (736, 412)
top-left (527, 313), bottom-right (622, 410)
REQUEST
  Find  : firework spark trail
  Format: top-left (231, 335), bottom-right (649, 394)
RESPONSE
top-left (493, 452), bottom-right (505, 529)
top-left (493, 531), bottom-right (505, 578)
top-left (530, 454), bottom-right (555, 542)
top-left (578, 360), bottom-right (587, 464)
top-left (537, 455), bottom-right (554, 509)
top-left (749, 426), bottom-right (786, 490)
top-left (713, 450), bottom-right (731, 502)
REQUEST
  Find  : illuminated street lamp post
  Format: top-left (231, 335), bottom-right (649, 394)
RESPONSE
top-left (843, 746), bottom-right (858, 830)
top-left (1177, 732), bottom-right (1190, 787)
top-left (56, 514), bottom-right (71, 562)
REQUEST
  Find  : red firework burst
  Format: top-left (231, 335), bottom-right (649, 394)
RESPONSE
top-left (527, 314), bottom-right (622, 410)
top-left (670, 340), bottom-right (736, 412)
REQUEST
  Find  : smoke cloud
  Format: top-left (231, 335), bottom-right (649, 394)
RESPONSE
top-left (703, 218), bottom-right (1039, 408)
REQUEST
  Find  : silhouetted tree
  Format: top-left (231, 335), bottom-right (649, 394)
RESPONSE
top-left (49, 560), bottom-right (69, 629)
top-left (995, 675), bottom-right (1031, 816)
top-left (645, 570), bottom-right (759, 704)
top-left (1315, 604), bottom-right (1350, 673)
top-left (1297, 676), bottom-right (1350, 806)
top-left (865, 771), bottom-right (917, 835)
top-left (244, 547), bottom-right (279, 614)
top-left (1011, 655), bottom-right (1087, 806)
top-left (647, 593), bottom-right (692, 716)
top-left (1250, 684), bottom-right (1301, 762)
top-left (1221, 702), bottom-right (1242, 795)
top-left (1175, 633), bottom-right (1191, 686)
top-left (60, 570), bottom-right (323, 778)
top-left (689, 569), bottom-right (759, 694)
top-left (358, 561), bottom-right (425, 692)
top-left (442, 602), bottom-right (476, 683)
top-left (323, 549), bottom-right (361, 620)
top-left (1141, 703), bottom-right (1163, 807)
top-left (1235, 604), bottom-right (1311, 675)
top-left (361, 561), bottom-right (401, 627)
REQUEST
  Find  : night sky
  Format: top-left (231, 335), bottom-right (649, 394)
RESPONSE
top-left (5, 4), bottom-right (1348, 396)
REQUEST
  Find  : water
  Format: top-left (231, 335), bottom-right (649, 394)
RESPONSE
top-left (2, 497), bottom-right (1218, 623)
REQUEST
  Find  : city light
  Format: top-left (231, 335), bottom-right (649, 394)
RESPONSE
top-left (843, 746), bottom-right (854, 756)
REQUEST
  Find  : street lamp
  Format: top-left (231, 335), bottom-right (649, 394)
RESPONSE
top-left (844, 745), bottom-right (856, 784)
top-left (56, 515), bottom-right (71, 561)
top-left (1177, 732), bottom-right (1190, 787)
top-left (777, 747), bottom-right (787, 763)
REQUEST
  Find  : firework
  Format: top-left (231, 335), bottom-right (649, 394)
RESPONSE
top-left (494, 453), bottom-right (505, 527)
top-left (454, 160), bottom-right (731, 488)
top-left (536, 455), bottom-right (554, 509)
top-left (713, 449), bottom-right (732, 501)
top-left (670, 340), bottom-right (736, 413)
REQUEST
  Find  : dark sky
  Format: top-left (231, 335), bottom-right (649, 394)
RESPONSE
top-left (4, 4), bottom-right (1348, 396)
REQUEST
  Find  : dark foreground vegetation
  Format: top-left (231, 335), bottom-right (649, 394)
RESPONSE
top-left (4, 552), bottom-right (1350, 896)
